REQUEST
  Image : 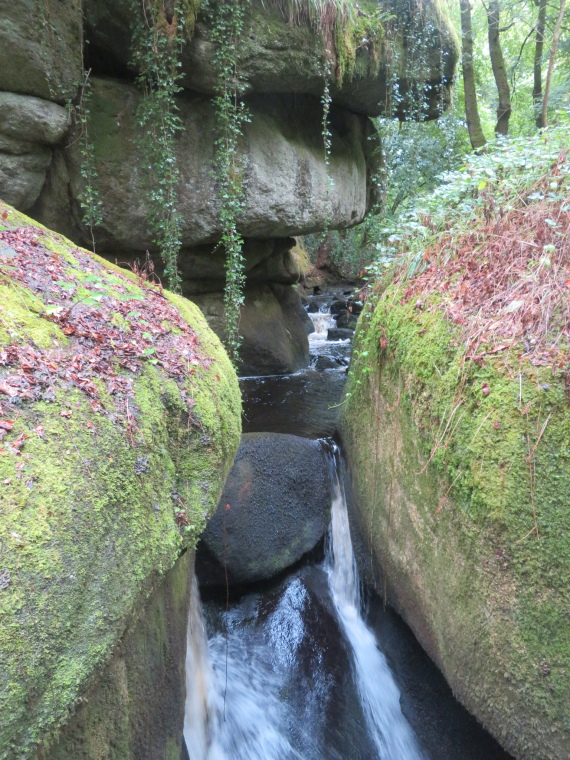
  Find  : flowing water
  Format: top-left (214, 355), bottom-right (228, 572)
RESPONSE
top-left (308, 310), bottom-right (336, 339)
top-left (325, 445), bottom-right (426, 760)
top-left (184, 442), bottom-right (430, 760)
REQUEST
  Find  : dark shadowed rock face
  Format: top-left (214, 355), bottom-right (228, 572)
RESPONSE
top-left (190, 284), bottom-right (310, 377)
top-left (46, 552), bottom-right (195, 760)
top-left (196, 433), bottom-right (331, 586)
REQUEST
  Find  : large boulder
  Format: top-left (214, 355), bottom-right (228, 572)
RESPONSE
top-left (34, 79), bottom-right (373, 251)
top-left (341, 286), bottom-right (570, 760)
top-left (197, 433), bottom-right (332, 585)
top-left (0, 201), bottom-right (241, 760)
top-left (0, 92), bottom-right (69, 210)
top-left (84, 0), bottom-right (458, 118)
top-left (0, 0), bottom-right (82, 103)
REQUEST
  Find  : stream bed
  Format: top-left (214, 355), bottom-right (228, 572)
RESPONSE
top-left (184, 292), bottom-right (514, 760)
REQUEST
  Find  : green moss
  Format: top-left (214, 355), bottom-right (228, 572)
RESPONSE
top-left (0, 281), bottom-right (66, 348)
top-left (341, 288), bottom-right (570, 760)
top-left (0, 201), bottom-right (241, 759)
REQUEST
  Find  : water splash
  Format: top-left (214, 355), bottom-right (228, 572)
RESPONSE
top-left (184, 576), bottom-right (301, 760)
top-left (324, 444), bottom-right (428, 760)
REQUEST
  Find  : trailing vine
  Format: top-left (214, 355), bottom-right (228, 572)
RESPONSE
top-left (128, 0), bottom-right (199, 293)
top-left (203, 0), bottom-right (251, 364)
top-left (320, 58), bottom-right (335, 240)
top-left (74, 69), bottom-right (103, 253)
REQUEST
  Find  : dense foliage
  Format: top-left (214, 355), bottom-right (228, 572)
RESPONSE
top-left (311, 0), bottom-right (569, 279)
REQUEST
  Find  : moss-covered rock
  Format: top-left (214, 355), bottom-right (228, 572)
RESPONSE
top-left (44, 550), bottom-right (195, 760)
top-left (0, 201), bottom-right (241, 759)
top-left (341, 289), bottom-right (570, 760)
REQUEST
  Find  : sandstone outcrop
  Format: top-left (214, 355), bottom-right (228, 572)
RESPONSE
top-left (0, 0), bottom-right (458, 375)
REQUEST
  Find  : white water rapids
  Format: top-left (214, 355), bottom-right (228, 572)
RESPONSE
top-left (184, 445), bottom-right (427, 760)
top-left (308, 310), bottom-right (336, 338)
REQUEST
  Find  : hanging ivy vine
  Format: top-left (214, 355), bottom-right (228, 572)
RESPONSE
top-left (128, 0), bottom-right (199, 293)
top-left (75, 69), bottom-right (104, 252)
top-left (202, 0), bottom-right (251, 364)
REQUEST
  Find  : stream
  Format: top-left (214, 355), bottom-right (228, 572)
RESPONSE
top-left (184, 292), bottom-right (514, 760)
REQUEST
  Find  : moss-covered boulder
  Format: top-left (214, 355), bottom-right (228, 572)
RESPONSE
top-left (341, 287), bottom-right (570, 760)
top-left (0, 201), bottom-right (241, 759)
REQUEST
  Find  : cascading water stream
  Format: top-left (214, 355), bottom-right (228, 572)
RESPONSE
top-left (324, 444), bottom-right (427, 760)
top-left (184, 577), bottom-right (302, 760)
top-left (184, 439), bottom-right (428, 760)
top-left (308, 309), bottom-right (336, 338)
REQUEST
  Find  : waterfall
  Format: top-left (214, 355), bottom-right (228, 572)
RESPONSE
top-left (184, 576), bottom-right (218, 760)
top-left (308, 309), bottom-right (336, 337)
top-left (324, 444), bottom-right (427, 760)
top-left (183, 577), bottom-right (301, 760)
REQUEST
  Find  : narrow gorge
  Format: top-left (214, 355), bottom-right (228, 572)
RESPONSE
top-left (1, 1), bottom-right (569, 760)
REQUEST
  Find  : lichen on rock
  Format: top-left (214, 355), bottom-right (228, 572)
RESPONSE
top-left (0, 201), bottom-right (241, 759)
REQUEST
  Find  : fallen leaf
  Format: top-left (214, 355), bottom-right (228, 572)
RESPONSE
top-left (12, 433), bottom-right (27, 450)
top-left (0, 419), bottom-right (14, 431)
top-left (60, 410), bottom-right (72, 418)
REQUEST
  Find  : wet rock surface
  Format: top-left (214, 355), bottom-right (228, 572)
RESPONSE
top-left (196, 433), bottom-right (331, 586)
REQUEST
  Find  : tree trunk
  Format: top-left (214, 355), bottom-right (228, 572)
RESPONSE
top-left (533, 0), bottom-right (547, 127)
top-left (486, 0), bottom-right (511, 136)
top-left (540, 0), bottom-right (567, 128)
top-left (460, 0), bottom-right (487, 149)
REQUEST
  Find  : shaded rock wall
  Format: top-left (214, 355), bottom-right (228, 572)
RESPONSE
top-left (43, 551), bottom-right (195, 760)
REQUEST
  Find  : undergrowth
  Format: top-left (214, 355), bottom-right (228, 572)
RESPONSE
top-left (365, 126), bottom-right (570, 371)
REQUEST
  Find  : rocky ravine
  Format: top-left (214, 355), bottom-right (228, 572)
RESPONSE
top-left (0, 0), bottom-right (458, 375)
